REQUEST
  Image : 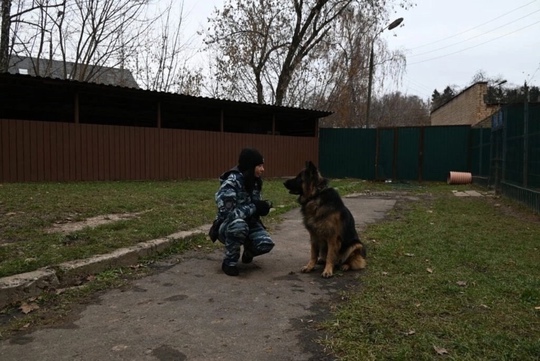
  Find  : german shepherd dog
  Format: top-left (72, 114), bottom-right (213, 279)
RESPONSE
top-left (284, 161), bottom-right (366, 278)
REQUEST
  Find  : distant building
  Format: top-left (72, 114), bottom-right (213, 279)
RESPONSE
top-left (8, 56), bottom-right (139, 88)
top-left (430, 82), bottom-right (498, 127)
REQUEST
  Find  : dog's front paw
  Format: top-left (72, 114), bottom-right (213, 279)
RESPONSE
top-left (301, 263), bottom-right (315, 273)
top-left (321, 262), bottom-right (335, 278)
top-left (321, 269), bottom-right (334, 278)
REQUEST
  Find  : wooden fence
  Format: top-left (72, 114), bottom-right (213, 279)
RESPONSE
top-left (0, 119), bottom-right (318, 182)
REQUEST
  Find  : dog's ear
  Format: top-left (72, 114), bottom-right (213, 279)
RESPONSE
top-left (305, 161), bottom-right (310, 169)
top-left (306, 161), bottom-right (317, 172)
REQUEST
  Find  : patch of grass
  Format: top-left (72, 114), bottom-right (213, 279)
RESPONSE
top-left (0, 180), bottom-right (220, 277)
top-left (0, 178), bottom-right (384, 278)
top-left (321, 187), bottom-right (540, 360)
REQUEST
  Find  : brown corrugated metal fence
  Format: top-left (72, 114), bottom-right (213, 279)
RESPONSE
top-left (0, 119), bottom-right (318, 182)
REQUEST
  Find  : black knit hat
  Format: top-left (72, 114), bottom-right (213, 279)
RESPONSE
top-left (238, 148), bottom-right (264, 172)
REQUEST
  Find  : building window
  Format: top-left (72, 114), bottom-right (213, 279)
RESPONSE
top-left (18, 68), bottom-right (29, 75)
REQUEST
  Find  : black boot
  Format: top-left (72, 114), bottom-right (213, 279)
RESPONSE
top-left (222, 262), bottom-right (239, 276)
top-left (241, 248), bottom-right (254, 264)
top-left (242, 239), bottom-right (255, 264)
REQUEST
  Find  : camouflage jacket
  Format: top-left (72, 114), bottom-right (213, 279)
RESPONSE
top-left (215, 167), bottom-right (262, 224)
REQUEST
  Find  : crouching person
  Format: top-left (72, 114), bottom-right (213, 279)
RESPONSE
top-left (213, 148), bottom-right (274, 276)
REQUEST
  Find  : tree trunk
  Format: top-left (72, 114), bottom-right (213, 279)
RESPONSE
top-left (275, 72), bottom-right (289, 106)
top-left (255, 71), bottom-right (264, 104)
top-left (0, 0), bottom-right (12, 73)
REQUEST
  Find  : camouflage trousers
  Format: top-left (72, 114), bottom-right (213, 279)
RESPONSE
top-left (219, 218), bottom-right (274, 266)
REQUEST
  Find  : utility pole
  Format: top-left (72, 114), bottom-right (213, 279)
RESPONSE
top-left (365, 17), bottom-right (403, 129)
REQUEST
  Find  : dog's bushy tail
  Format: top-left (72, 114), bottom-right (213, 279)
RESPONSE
top-left (342, 242), bottom-right (367, 270)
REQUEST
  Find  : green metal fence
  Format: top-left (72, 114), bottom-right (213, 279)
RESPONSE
top-left (395, 127), bottom-right (422, 181)
top-left (319, 125), bottom-right (471, 182)
top-left (481, 103), bottom-right (540, 213)
top-left (319, 128), bottom-right (376, 179)
top-left (470, 127), bottom-right (491, 186)
top-left (423, 126), bottom-right (470, 181)
top-left (319, 103), bottom-right (540, 214)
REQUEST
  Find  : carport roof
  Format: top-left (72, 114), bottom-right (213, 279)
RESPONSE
top-left (0, 73), bottom-right (333, 120)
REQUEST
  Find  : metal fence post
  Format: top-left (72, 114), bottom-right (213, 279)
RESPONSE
top-left (502, 109), bottom-right (507, 186)
top-left (523, 83), bottom-right (529, 188)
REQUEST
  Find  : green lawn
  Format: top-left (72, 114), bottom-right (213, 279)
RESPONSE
top-left (0, 178), bottom-right (385, 278)
top-left (322, 187), bottom-right (540, 360)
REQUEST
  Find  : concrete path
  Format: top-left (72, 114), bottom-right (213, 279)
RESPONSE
top-left (0, 196), bottom-right (397, 361)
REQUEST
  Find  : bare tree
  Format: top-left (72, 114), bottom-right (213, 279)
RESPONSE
top-left (130, 0), bottom-right (202, 94)
top-left (205, 0), bottom-right (413, 108)
top-left (3, 0), bottom-right (153, 84)
top-left (56, 0), bottom-right (152, 82)
top-left (316, 5), bottom-right (406, 127)
top-left (2, 0), bottom-right (202, 92)
top-left (371, 92), bottom-right (430, 127)
top-left (294, 5), bottom-right (408, 128)
top-left (0, 0), bottom-right (65, 73)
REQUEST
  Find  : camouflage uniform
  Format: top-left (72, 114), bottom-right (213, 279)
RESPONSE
top-left (215, 167), bottom-right (274, 268)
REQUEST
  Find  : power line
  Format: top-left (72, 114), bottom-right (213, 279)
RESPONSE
top-left (384, 75), bottom-right (434, 100)
top-left (409, 0), bottom-right (537, 50)
top-left (529, 62), bottom-right (540, 83)
top-left (408, 20), bottom-right (540, 65)
top-left (403, 75), bottom-right (433, 93)
top-left (408, 8), bottom-right (540, 58)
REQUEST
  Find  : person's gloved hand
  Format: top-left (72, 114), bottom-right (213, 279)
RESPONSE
top-left (253, 200), bottom-right (272, 216)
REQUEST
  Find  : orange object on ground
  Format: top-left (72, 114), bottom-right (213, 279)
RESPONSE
top-left (447, 171), bottom-right (472, 185)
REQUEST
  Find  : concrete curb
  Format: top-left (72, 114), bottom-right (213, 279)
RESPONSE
top-left (0, 225), bottom-right (210, 310)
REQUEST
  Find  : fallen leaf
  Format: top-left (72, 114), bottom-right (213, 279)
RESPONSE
top-left (404, 330), bottom-right (416, 336)
top-left (433, 345), bottom-right (449, 355)
top-left (456, 281), bottom-right (467, 287)
top-left (426, 268), bottom-right (433, 274)
top-left (405, 253), bottom-right (415, 257)
top-left (20, 302), bottom-right (40, 314)
top-left (382, 271), bottom-right (389, 276)
top-left (535, 306), bottom-right (540, 310)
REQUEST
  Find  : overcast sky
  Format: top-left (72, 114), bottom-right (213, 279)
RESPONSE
top-left (179, 0), bottom-right (540, 102)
